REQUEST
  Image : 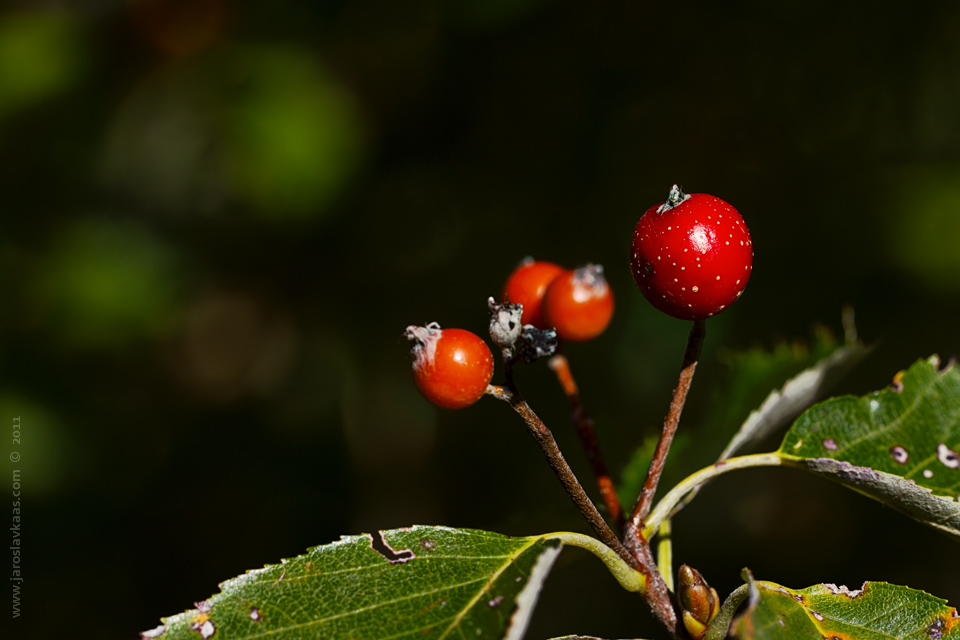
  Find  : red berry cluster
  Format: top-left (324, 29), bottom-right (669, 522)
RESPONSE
top-left (405, 185), bottom-right (752, 409)
top-left (503, 259), bottom-right (614, 341)
top-left (405, 259), bottom-right (615, 410)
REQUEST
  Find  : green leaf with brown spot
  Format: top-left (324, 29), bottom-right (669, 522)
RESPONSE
top-left (143, 526), bottom-right (642, 640)
top-left (777, 356), bottom-right (960, 540)
top-left (732, 579), bottom-right (960, 640)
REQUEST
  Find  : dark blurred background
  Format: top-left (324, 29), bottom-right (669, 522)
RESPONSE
top-left (2, 1), bottom-right (959, 638)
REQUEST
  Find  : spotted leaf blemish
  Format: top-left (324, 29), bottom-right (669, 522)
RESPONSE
top-left (249, 607), bottom-right (262, 622)
top-left (924, 469), bottom-right (934, 479)
top-left (420, 537), bottom-right (437, 552)
top-left (811, 610), bottom-right (824, 621)
top-left (824, 583), bottom-right (865, 598)
top-left (189, 615), bottom-right (216, 639)
top-left (488, 595), bottom-right (505, 608)
top-left (195, 601), bottom-right (212, 614)
top-left (929, 617), bottom-right (945, 639)
top-left (936, 443), bottom-right (959, 469)
top-left (141, 624), bottom-right (167, 639)
top-left (370, 530), bottom-right (416, 564)
top-left (890, 445), bottom-right (909, 465)
top-left (823, 438), bottom-right (839, 451)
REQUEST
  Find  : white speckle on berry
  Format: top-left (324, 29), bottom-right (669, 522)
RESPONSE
top-left (692, 286), bottom-right (699, 292)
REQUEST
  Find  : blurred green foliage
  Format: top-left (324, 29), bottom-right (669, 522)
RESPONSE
top-left (0, 11), bottom-right (87, 120)
top-left (219, 46), bottom-right (365, 220)
top-left (32, 218), bottom-right (181, 348)
top-left (2, 2), bottom-right (959, 639)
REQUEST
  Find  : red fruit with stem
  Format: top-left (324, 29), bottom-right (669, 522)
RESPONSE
top-left (404, 323), bottom-right (494, 409)
top-left (542, 264), bottom-right (614, 341)
top-left (630, 185), bottom-right (753, 320)
top-left (503, 259), bottom-right (566, 329)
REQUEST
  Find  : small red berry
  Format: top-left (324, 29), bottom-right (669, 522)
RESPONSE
top-left (542, 264), bottom-right (614, 341)
top-left (404, 323), bottom-right (494, 409)
top-left (503, 259), bottom-right (566, 329)
top-left (630, 185), bottom-right (753, 321)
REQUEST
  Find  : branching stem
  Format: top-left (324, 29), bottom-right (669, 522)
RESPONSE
top-left (486, 384), bottom-right (637, 573)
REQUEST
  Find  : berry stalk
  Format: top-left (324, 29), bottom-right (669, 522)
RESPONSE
top-left (485, 384), bottom-right (633, 568)
top-left (548, 354), bottom-right (624, 531)
top-left (627, 319), bottom-right (707, 533)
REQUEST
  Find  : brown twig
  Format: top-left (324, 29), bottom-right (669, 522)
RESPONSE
top-left (627, 319), bottom-right (707, 534)
top-left (548, 354), bottom-right (624, 531)
top-left (486, 384), bottom-right (636, 569)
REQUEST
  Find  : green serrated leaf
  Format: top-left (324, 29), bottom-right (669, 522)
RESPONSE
top-left (144, 527), bottom-right (644, 640)
top-left (778, 356), bottom-right (960, 540)
top-left (732, 579), bottom-right (960, 640)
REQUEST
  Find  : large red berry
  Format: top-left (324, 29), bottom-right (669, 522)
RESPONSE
top-left (630, 185), bottom-right (753, 320)
top-left (503, 259), bottom-right (566, 329)
top-left (542, 264), bottom-right (614, 341)
top-left (404, 323), bottom-right (494, 409)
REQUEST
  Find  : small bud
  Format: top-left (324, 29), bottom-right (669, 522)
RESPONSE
top-left (678, 565), bottom-right (720, 640)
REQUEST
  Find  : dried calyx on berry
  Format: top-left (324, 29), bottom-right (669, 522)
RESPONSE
top-left (514, 325), bottom-right (558, 364)
top-left (487, 297), bottom-right (523, 357)
top-left (487, 297), bottom-right (557, 364)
